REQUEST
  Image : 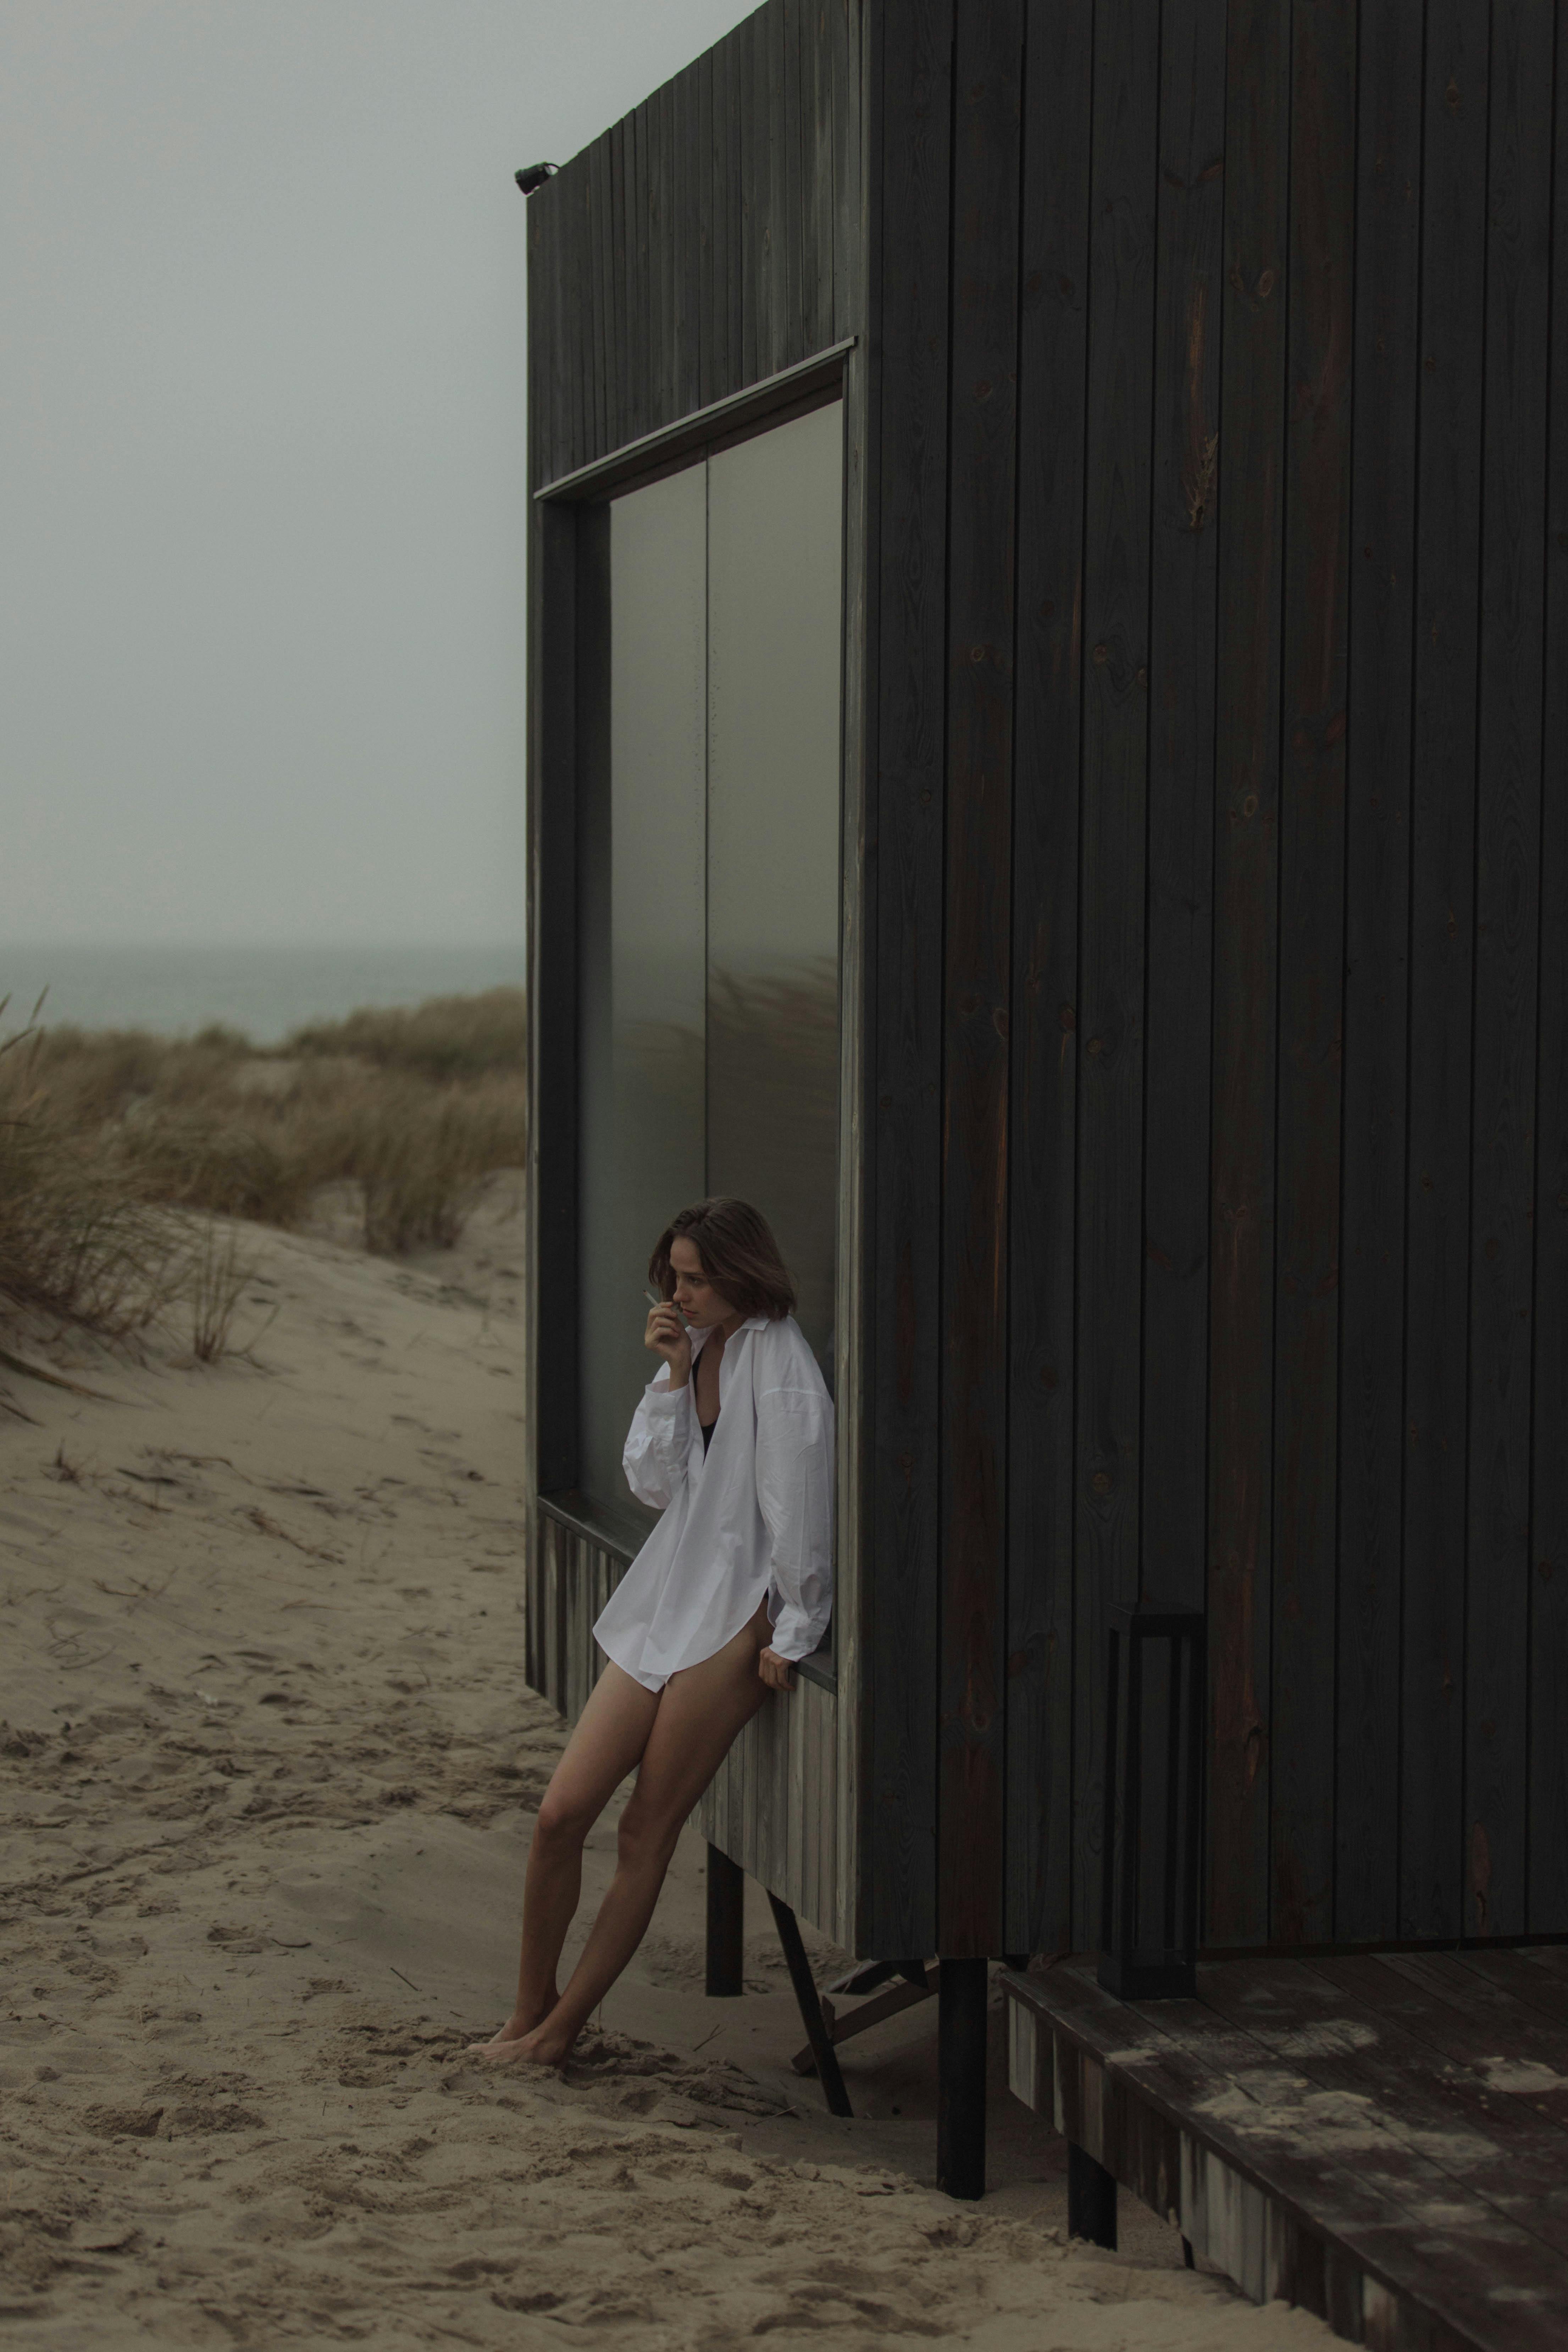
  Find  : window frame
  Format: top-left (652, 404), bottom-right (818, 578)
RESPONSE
top-left (527, 346), bottom-right (857, 1693)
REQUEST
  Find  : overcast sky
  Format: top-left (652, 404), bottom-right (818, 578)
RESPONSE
top-left (1, 0), bottom-right (755, 948)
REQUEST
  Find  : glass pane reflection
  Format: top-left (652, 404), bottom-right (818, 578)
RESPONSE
top-left (578, 464), bottom-right (707, 1522)
top-left (575, 401), bottom-right (843, 1523)
top-left (706, 403), bottom-right (843, 1382)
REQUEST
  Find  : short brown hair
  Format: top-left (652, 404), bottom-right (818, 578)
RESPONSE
top-left (648, 1198), bottom-right (796, 1322)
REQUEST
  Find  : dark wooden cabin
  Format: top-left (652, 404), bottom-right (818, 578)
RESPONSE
top-left (523, 0), bottom-right (1567, 2020)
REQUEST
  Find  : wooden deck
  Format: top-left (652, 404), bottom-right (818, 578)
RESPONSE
top-left (1003, 1949), bottom-right (1568, 2350)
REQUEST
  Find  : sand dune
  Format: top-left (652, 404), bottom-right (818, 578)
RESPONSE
top-left (0, 1181), bottom-right (1328, 2348)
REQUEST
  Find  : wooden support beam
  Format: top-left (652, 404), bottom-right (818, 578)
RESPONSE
top-left (790, 1963), bottom-right (938, 2074)
top-left (1068, 2145), bottom-right (1118, 2248)
top-left (705, 1845), bottom-right (745, 1997)
top-left (768, 1892), bottom-right (852, 2117)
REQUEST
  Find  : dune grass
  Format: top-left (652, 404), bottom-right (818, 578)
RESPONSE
top-left (283, 987), bottom-right (526, 1083)
top-left (0, 1018), bottom-right (225, 1376)
top-left (0, 989), bottom-right (527, 1352)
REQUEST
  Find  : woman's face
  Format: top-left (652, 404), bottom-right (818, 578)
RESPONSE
top-left (668, 1237), bottom-right (737, 1329)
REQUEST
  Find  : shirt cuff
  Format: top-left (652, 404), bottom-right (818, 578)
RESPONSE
top-left (766, 1605), bottom-right (825, 1663)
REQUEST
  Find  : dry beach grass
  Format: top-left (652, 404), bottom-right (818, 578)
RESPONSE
top-left (0, 989), bottom-right (527, 1307)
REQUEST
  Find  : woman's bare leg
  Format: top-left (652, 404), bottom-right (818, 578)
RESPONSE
top-left (487, 1607), bottom-right (772, 2067)
top-left (469, 1661), bottom-right (660, 2052)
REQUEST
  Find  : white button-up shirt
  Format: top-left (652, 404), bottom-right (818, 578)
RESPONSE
top-left (592, 1312), bottom-right (834, 1691)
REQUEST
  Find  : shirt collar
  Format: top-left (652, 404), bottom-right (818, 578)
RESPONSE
top-left (694, 1315), bottom-right (768, 1348)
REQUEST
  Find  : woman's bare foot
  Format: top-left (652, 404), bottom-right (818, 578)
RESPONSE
top-left (465, 1996), bottom-right (556, 2057)
top-left (468, 2017), bottom-right (575, 2069)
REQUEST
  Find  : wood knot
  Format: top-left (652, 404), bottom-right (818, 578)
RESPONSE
top-left (1185, 432), bottom-right (1219, 530)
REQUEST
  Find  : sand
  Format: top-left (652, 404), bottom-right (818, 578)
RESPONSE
top-left (0, 1178), bottom-right (1331, 2350)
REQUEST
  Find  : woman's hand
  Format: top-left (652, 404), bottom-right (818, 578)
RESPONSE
top-left (758, 1647), bottom-right (794, 1692)
top-left (644, 1299), bottom-right (692, 1389)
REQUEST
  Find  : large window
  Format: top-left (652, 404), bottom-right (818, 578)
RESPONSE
top-left (576, 398), bottom-right (843, 1526)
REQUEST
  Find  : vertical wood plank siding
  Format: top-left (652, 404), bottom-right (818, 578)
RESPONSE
top-left (833, 0), bottom-right (870, 1947)
top-left (1268, 0), bottom-right (1355, 1950)
top-left (1070, 0), bottom-right (1159, 1947)
top-left (937, 0), bottom-right (1022, 1959)
top-left (1005, 0), bottom-right (1092, 1958)
top-left (1464, 0), bottom-right (1553, 1946)
top-left (1529, 11), bottom-right (1568, 1934)
top-left (864, 0), bottom-right (952, 1960)
top-left (529, 0), bottom-right (1568, 1958)
top-left (1205, 0), bottom-right (1291, 1951)
top-left (1140, 0), bottom-right (1224, 1626)
top-left (1333, 0), bottom-right (1423, 1947)
top-left (1400, 0), bottom-right (1489, 1945)
top-left (531, 5), bottom-right (867, 488)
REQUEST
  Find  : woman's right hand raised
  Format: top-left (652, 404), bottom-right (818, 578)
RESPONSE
top-left (644, 1299), bottom-right (692, 1388)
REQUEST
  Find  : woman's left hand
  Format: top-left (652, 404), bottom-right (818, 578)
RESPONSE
top-left (758, 1647), bottom-right (794, 1692)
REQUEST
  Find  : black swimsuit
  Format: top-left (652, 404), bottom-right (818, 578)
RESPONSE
top-left (697, 1361), bottom-right (720, 1452)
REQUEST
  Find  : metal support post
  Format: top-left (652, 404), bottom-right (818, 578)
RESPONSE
top-left (937, 1957), bottom-right (988, 2201)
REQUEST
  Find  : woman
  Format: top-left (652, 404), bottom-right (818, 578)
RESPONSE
top-left (471, 1196), bottom-right (833, 2068)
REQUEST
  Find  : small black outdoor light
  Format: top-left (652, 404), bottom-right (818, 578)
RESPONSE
top-left (515, 162), bottom-right (559, 196)
top-left (1098, 1603), bottom-right (1206, 2001)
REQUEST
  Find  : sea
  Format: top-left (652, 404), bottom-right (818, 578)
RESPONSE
top-left (0, 942), bottom-right (527, 1047)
